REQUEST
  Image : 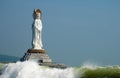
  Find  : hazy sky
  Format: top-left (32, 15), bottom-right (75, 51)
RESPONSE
top-left (0, 0), bottom-right (120, 66)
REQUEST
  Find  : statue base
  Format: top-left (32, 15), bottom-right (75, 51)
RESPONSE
top-left (27, 49), bottom-right (46, 53)
top-left (21, 49), bottom-right (52, 63)
top-left (21, 49), bottom-right (67, 69)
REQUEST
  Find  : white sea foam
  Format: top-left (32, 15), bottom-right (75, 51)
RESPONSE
top-left (81, 62), bottom-right (98, 69)
top-left (0, 61), bottom-right (74, 78)
top-left (1, 61), bottom-right (119, 78)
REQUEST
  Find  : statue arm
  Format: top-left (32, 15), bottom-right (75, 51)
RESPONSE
top-left (34, 20), bottom-right (42, 31)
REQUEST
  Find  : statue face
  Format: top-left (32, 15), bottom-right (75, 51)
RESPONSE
top-left (33, 9), bottom-right (42, 19)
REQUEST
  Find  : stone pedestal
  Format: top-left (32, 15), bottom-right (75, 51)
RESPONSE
top-left (21, 49), bottom-right (52, 63)
top-left (21, 49), bottom-right (67, 68)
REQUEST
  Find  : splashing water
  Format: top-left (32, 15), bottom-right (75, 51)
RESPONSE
top-left (0, 61), bottom-right (75, 78)
top-left (0, 61), bottom-right (120, 78)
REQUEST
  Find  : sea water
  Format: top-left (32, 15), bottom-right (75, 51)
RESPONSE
top-left (0, 61), bottom-right (120, 78)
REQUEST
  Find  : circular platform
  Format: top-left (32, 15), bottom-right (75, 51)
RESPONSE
top-left (27, 49), bottom-right (46, 53)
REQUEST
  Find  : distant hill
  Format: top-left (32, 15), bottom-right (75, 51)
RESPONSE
top-left (0, 54), bottom-right (20, 63)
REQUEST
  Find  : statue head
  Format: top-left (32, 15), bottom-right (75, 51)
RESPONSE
top-left (33, 9), bottom-right (42, 19)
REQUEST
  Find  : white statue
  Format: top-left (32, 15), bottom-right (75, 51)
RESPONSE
top-left (32, 9), bottom-right (43, 49)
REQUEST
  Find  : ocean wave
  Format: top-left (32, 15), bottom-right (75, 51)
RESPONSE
top-left (0, 61), bottom-right (120, 78)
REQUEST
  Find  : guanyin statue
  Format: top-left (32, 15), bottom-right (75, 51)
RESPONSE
top-left (32, 9), bottom-right (43, 49)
